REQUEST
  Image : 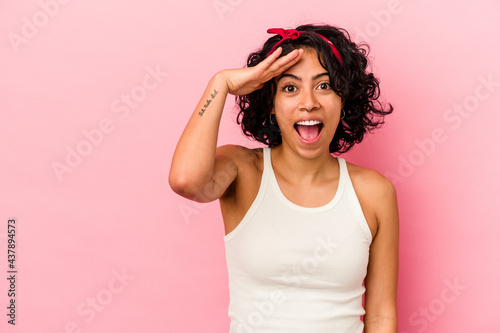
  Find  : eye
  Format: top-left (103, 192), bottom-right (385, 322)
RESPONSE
top-left (318, 82), bottom-right (331, 90)
top-left (282, 85), bottom-right (297, 93)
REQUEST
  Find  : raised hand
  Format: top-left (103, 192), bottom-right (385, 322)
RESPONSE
top-left (221, 47), bottom-right (304, 96)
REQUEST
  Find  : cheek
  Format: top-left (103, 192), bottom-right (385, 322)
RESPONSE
top-left (273, 103), bottom-right (295, 124)
top-left (326, 119), bottom-right (342, 141)
top-left (274, 94), bottom-right (294, 110)
top-left (324, 94), bottom-right (342, 108)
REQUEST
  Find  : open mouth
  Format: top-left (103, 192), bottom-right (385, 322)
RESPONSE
top-left (294, 120), bottom-right (323, 142)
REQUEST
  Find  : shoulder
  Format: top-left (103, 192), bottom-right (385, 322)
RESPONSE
top-left (344, 160), bottom-right (398, 234)
top-left (216, 144), bottom-right (261, 157)
top-left (216, 144), bottom-right (265, 184)
top-left (345, 161), bottom-right (396, 202)
top-left (216, 145), bottom-right (265, 203)
top-left (216, 144), bottom-right (263, 166)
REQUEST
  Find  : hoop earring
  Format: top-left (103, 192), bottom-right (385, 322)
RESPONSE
top-left (270, 114), bottom-right (277, 125)
top-left (340, 109), bottom-right (345, 120)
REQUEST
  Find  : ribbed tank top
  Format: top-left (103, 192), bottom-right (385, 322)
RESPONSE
top-left (224, 147), bottom-right (373, 333)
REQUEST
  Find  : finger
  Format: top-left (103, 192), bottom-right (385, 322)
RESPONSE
top-left (254, 48), bottom-right (302, 83)
top-left (268, 48), bottom-right (303, 75)
top-left (258, 47), bottom-right (283, 68)
top-left (257, 47), bottom-right (300, 73)
top-left (274, 48), bottom-right (303, 68)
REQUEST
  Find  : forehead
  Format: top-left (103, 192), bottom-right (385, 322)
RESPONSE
top-left (282, 47), bottom-right (327, 77)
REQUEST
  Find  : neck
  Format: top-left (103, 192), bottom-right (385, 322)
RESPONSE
top-left (271, 144), bottom-right (337, 183)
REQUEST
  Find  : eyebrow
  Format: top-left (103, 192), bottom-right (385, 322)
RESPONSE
top-left (277, 72), bottom-right (329, 82)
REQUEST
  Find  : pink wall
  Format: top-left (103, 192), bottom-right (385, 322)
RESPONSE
top-left (1, 0), bottom-right (499, 332)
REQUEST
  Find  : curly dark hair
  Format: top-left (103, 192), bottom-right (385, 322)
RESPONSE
top-left (236, 24), bottom-right (393, 153)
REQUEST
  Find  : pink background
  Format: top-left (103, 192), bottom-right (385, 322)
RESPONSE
top-left (1, 0), bottom-right (499, 332)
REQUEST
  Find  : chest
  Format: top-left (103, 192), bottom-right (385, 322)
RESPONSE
top-left (225, 200), bottom-right (372, 289)
top-left (273, 175), bottom-right (339, 208)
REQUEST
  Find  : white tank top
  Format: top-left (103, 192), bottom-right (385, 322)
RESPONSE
top-left (224, 147), bottom-right (373, 333)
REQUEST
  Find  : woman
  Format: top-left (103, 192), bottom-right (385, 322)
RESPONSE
top-left (170, 24), bottom-right (398, 333)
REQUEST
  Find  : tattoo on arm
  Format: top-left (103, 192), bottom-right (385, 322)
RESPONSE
top-left (199, 89), bottom-right (219, 116)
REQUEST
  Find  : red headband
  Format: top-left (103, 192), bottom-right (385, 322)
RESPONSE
top-left (266, 28), bottom-right (342, 65)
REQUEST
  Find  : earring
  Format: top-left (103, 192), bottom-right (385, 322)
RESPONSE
top-left (340, 109), bottom-right (345, 120)
top-left (269, 114), bottom-right (277, 125)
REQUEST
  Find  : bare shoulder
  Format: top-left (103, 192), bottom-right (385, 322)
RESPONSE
top-left (216, 144), bottom-right (264, 191)
top-left (217, 145), bottom-right (265, 234)
top-left (346, 161), bottom-right (396, 202)
top-left (216, 144), bottom-right (263, 167)
top-left (217, 143), bottom-right (260, 155)
top-left (345, 161), bottom-right (398, 238)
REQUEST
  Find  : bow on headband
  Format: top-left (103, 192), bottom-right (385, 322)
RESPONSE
top-left (266, 28), bottom-right (343, 65)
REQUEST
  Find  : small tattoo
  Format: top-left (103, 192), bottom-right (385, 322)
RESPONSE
top-left (253, 148), bottom-right (263, 153)
top-left (199, 89), bottom-right (219, 117)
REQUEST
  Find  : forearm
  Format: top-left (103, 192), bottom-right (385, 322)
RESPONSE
top-left (169, 72), bottom-right (229, 197)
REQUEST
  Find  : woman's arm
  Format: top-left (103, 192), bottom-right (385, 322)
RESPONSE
top-left (363, 175), bottom-right (399, 333)
top-left (169, 72), bottom-right (232, 202)
top-left (169, 47), bottom-right (303, 202)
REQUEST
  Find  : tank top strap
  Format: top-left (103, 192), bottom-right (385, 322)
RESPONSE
top-left (337, 157), bottom-right (351, 202)
top-left (262, 147), bottom-right (272, 184)
top-left (336, 156), bottom-right (373, 243)
top-left (337, 157), bottom-right (354, 194)
top-left (263, 146), bottom-right (271, 170)
top-left (337, 157), bottom-right (348, 182)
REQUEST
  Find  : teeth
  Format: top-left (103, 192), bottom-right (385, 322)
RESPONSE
top-left (295, 120), bottom-right (322, 126)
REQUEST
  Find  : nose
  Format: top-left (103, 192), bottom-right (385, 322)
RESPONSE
top-left (298, 89), bottom-right (320, 112)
